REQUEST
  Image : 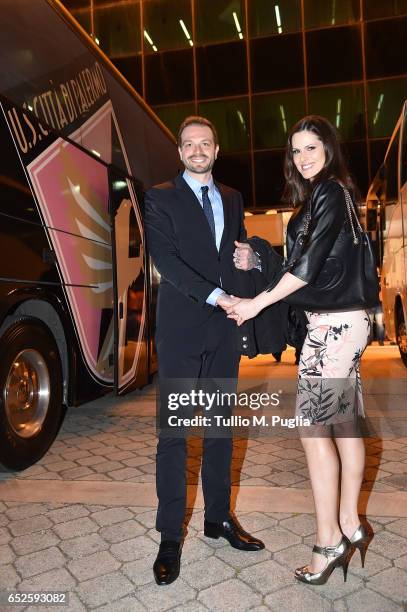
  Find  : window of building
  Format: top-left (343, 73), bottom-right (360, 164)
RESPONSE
top-left (153, 102), bottom-right (196, 139)
top-left (250, 33), bottom-right (304, 92)
top-left (252, 90), bottom-right (306, 149)
top-left (197, 41), bottom-right (248, 99)
top-left (112, 55), bottom-right (142, 94)
top-left (94, 1), bottom-right (141, 57)
top-left (254, 150), bottom-right (286, 206)
top-left (145, 48), bottom-right (194, 105)
top-left (309, 84), bottom-right (365, 141)
top-left (365, 17), bottom-right (407, 79)
top-left (70, 8), bottom-right (91, 34)
top-left (306, 26), bottom-right (362, 85)
top-left (249, 0), bottom-right (301, 38)
top-left (304, 0), bottom-right (360, 29)
top-left (367, 78), bottom-right (407, 138)
top-left (195, 0), bottom-right (245, 45)
top-left (198, 98), bottom-right (250, 153)
top-left (343, 141), bottom-right (369, 196)
top-left (142, 0), bottom-right (193, 53)
top-left (61, 0), bottom-right (90, 8)
top-left (214, 154), bottom-right (253, 207)
top-left (363, 0), bottom-right (407, 20)
top-left (370, 139), bottom-right (390, 180)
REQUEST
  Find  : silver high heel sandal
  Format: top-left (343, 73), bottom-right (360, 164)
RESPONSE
top-left (349, 524), bottom-right (372, 568)
top-left (295, 536), bottom-right (351, 585)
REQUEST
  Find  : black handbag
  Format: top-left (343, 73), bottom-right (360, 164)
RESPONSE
top-left (268, 186), bottom-right (380, 311)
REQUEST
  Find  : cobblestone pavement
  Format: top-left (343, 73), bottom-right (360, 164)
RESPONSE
top-left (3, 404), bottom-right (405, 494)
top-left (0, 501), bottom-right (406, 611)
top-left (0, 346), bottom-right (406, 610)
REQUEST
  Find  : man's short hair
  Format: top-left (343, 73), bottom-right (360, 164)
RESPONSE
top-left (177, 116), bottom-right (218, 146)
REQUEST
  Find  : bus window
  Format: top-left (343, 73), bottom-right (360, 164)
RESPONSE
top-left (384, 127), bottom-right (400, 203)
top-left (402, 105), bottom-right (407, 188)
top-left (369, 102), bottom-right (407, 367)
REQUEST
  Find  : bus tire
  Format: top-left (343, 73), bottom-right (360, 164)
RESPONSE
top-left (396, 303), bottom-right (407, 368)
top-left (0, 318), bottom-right (65, 471)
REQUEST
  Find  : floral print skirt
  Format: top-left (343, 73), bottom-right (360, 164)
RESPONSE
top-left (295, 310), bottom-right (370, 431)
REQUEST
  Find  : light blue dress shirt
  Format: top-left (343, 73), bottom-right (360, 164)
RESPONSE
top-left (183, 170), bottom-right (225, 306)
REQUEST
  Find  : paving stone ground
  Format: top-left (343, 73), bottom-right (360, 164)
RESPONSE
top-left (1, 406), bottom-right (405, 494)
top-left (0, 501), bottom-right (406, 611)
top-left (0, 346), bottom-right (406, 610)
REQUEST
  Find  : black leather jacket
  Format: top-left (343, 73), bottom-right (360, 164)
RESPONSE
top-left (286, 180), bottom-right (347, 284)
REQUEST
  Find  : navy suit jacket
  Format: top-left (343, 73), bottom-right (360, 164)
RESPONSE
top-left (145, 173), bottom-right (246, 341)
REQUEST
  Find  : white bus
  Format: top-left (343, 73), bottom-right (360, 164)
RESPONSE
top-left (366, 100), bottom-right (407, 366)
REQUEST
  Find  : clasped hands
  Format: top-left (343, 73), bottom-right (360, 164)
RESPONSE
top-left (216, 294), bottom-right (260, 326)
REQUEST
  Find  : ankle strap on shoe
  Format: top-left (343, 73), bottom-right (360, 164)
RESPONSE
top-left (312, 544), bottom-right (342, 558)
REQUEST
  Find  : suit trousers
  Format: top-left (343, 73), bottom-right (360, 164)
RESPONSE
top-left (155, 309), bottom-right (240, 541)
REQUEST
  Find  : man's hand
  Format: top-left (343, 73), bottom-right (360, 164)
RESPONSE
top-left (233, 241), bottom-right (260, 271)
top-left (216, 293), bottom-right (241, 311)
top-left (226, 298), bottom-right (261, 326)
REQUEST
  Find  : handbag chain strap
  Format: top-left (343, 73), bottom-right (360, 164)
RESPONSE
top-left (298, 203), bottom-right (312, 245)
top-left (342, 186), bottom-right (363, 245)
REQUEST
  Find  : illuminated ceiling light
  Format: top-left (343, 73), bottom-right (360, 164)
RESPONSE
top-left (237, 110), bottom-right (246, 129)
top-left (144, 29), bottom-right (158, 52)
top-left (232, 11), bottom-right (243, 40)
top-left (266, 210), bottom-right (278, 214)
top-left (336, 98), bottom-right (342, 128)
top-left (179, 19), bottom-right (193, 46)
top-left (91, 149), bottom-right (101, 158)
top-left (279, 104), bottom-right (287, 133)
top-left (274, 5), bottom-right (283, 34)
top-left (94, 37), bottom-right (100, 46)
top-left (244, 211), bottom-right (253, 216)
top-left (331, 0), bottom-right (336, 25)
top-left (373, 93), bottom-right (384, 125)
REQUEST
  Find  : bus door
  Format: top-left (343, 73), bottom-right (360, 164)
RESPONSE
top-left (109, 168), bottom-right (149, 394)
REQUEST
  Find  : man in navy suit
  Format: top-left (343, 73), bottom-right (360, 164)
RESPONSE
top-left (145, 116), bottom-right (264, 585)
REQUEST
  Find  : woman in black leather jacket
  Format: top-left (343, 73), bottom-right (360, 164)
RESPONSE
top-left (227, 116), bottom-right (371, 585)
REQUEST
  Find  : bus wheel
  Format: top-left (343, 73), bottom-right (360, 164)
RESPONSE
top-left (0, 318), bottom-right (65, 471)
top-left (396, 304), bottom-right (407, 368)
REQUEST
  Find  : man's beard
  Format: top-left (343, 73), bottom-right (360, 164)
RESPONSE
top-left (184, 156), bottom-right (215, 174)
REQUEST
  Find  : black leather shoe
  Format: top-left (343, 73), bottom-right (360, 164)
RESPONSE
top-left (204, 516), bottom-right (265, 551)
top-left (153, 540), bottom-right (182, 585)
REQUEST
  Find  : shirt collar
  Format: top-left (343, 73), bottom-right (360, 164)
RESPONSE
top-left (183, 170), bottom-right (215, 198)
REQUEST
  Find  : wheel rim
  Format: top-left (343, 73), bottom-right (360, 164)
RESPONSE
top-left (4, 349), bottom-right (50, 438)
top-left (398, 319), bottom-right (407, 354)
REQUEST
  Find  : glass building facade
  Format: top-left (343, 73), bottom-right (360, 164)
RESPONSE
top-left (63, 0), bottom-right (407, 208)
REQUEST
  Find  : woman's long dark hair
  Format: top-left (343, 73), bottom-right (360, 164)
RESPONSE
top-left (283, 115), bottom-right (357, 207)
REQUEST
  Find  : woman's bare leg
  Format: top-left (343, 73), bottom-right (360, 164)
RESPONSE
top-left (335, 436), bottom-right (365, 538)
top-left (301, 436), bottom-right (342, 572)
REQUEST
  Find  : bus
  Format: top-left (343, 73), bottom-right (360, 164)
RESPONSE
top-left (365, 100), bottom-right (407, 366)
top-left (0, 0), bottom-right (179, 469)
